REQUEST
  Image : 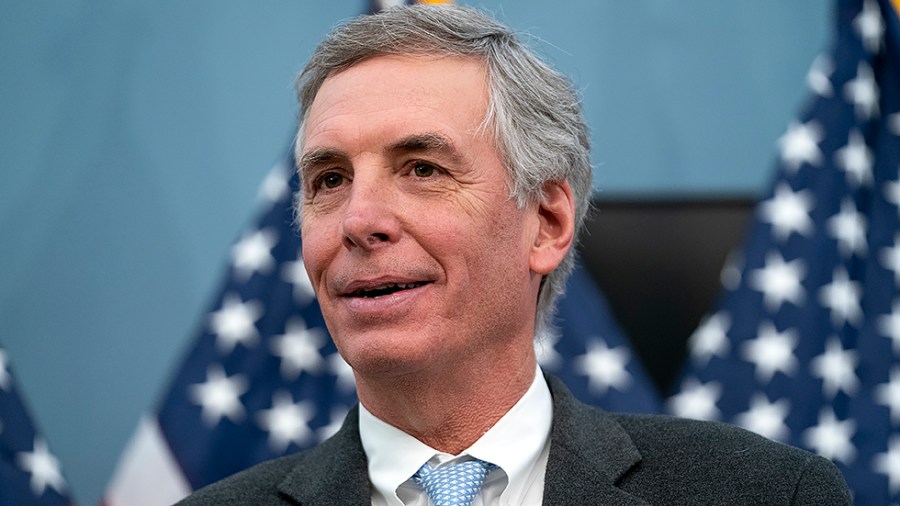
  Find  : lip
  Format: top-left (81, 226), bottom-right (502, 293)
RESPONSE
top-left (336, 278), bottom-right (434, 319)
top-left (339, 276), bottom-right (433, 296)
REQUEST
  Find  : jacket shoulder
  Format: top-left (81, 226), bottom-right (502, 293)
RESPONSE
top-left (610, 413), bottom-right (851, 505)
top-left (175, 452), bottom-right (306, 506)
top-left (175, 406), bottom-right (369, 506)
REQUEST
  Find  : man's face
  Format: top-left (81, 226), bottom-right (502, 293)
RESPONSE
top-left (299, 55), bottom-right (543, 379)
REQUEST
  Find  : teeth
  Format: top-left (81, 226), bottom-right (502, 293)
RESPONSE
top-left (356, 282), bottom-right (424, 297)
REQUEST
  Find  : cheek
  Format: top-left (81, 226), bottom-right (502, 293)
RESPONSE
top-left (300, 223), bottom-right (334, 284)
top-left (487, 205), bottom-right (532, 257)
top-left (457, 206), bottom-right (533, 283)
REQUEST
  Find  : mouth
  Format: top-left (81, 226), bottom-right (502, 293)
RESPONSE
top-left (345, 281), bottom-right (431, 299)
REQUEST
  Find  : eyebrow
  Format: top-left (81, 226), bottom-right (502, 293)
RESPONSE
top-left (298, 132), bottom-right (466, 175)
top-left (387, 133), bottom-right (465, 166)
top-left (297, 148), bottom-right (347, 176)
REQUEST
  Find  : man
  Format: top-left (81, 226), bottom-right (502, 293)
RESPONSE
top-left (181, 5), bottom-right (850, 505)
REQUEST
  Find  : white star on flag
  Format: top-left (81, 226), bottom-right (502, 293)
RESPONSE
top-left (844, 62), bottom-right (880, 120)
top-left (535, 330), bottom-right (563, 370)
top-left (807, 54), bottom-right (834, 97)
top-left (875, 436), bottom-right (900, 494)
top-left (826, 198), bottom-right (868, 258)
top-left (231, 228), bottom-right (278, 280)
top-left (875, 367), bottom-right (900, 423)
top-left (258, 162), bottom-right (291, 203)
top-left (810, 336), bottom-right (860, 397)
top-left (890, 112), bottom-right (900, 135)
top-left (282, 256), bottom-right (316, 303)
top-left (835, 130), bottom-right (875, 187)
top-left (741, 322), bottom-right (799, 383)
top-left (748, 252), bottom-right (807, 313)
top-left (853, 0), bottom-right (884, 53)
top-left (573, 338), bottom-right (632, 394)
top-left (688, 312), bottom-right (731, 366)
top-left (16, 439), bottom-right (67, 496)
top-left (734, 393), bottom-right (791, 442)
top-left (885, 177), bottom-right (900, 212)
top-left (270, 318), bottom-right (326, 380)
top-left (317, 406), bottom-right (351, 442)
top-left (316, 407), bottom-right (348, 442)
top-left (758, 183), bottom-right (816, 241)
top-left (778, 121), bottom-right (824, 171)
top-left (819, 268), bottom-right (863, 328)
top-left (803, 409), bottom-right (857, 464)
top-left (188, 365), bottom-right (249, 426)
top-left (880, 234), bottom-right (900, 284)
top-left (328, 352), bottom-right (356, 393)
top-left (878, 301), bottom-right (900, 354)
top-left (256, 390), bottom-right (316, 452)
top-left (210, 294), bottom-right (263, 353)
top-left (667, 378), bottom-right (722, 421)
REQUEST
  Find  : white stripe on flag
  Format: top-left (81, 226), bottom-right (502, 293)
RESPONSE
top-left (104, 416), bottom-right (192, 506)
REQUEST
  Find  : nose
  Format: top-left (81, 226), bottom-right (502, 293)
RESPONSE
top-left (341, 173), bottom-right (400, 251)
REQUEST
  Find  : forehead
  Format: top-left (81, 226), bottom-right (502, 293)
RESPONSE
top-left (301, 55), bottom-right (491, 154)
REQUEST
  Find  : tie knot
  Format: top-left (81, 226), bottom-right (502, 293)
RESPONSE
top-left (412, 459), bottom-right (497, 506)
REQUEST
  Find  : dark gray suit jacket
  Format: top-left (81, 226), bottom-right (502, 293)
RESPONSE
top-left (179, 374), bottom-right (851, 505)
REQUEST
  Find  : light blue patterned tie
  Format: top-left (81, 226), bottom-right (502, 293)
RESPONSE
top-left (412, 459), bottom-right (497, 506)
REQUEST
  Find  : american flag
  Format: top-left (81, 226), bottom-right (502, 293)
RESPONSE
top-left (101, 2), bottom-right (662, 504)
top-left (0, 344), bottom-right (73, 506)
top-left (668, 0), bottom-right (900, 503)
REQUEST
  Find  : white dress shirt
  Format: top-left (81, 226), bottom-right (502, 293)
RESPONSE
top-left (359, 365), bottom-right (553, 506)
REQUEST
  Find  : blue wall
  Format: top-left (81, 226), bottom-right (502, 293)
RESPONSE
top-left (0, 1), bottom-right (829, 502)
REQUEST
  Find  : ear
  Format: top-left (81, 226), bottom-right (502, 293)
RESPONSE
top-left (529, 180), bottom-right (576, 275)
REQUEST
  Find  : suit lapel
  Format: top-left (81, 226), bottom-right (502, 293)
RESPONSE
top-left (273, 376), bottom-right (649, 505)
top-left (276, 406), bottom-right (371, 506)
top-left (543, 374), bottom-right (650, 505)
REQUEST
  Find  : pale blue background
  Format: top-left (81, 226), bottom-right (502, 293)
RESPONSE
top-left (0, 1), bottom-right (830, 502)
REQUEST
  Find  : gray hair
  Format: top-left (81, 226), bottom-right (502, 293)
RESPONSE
top-left (295, 4), bottom-right (592, 337)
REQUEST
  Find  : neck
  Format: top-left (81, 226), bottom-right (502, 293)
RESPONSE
top-left (355, 345), bottom-right (537, 455)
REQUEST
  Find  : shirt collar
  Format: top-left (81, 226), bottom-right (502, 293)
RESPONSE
top-left (359, 364), bottom-right (552, 504)
top-left (359, 402), bottom-right (435, 503)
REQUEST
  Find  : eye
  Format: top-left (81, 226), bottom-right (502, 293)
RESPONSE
top-left (318, 172), bottom-right (346, 189)
top-left (411, 162), bottom-right (436, 178)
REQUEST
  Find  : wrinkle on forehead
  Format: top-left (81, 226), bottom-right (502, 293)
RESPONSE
top-left (297, 55), bottom-right (493, 150)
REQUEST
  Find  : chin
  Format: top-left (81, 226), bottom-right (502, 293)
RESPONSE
top-left (335, 330), bottom-right (439, 377)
